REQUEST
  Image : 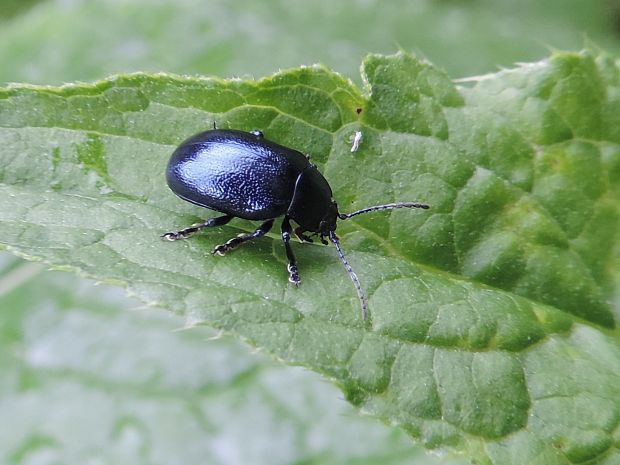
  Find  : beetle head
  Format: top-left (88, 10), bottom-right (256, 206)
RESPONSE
top-left (287, 166), bottom-right (336, 234)
top-left (318, 201), bottom-right (338, 235)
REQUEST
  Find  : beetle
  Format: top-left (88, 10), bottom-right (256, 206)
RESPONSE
top-left (162, 128), bottom-right (429, 320)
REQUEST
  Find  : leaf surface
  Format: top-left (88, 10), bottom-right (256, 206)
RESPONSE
top-left (1, 50), bottom-right (620, 464)
top-left (0, 256), bottom-right (440, 465)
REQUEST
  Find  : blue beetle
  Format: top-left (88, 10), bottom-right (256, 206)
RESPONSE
top-left (163, 128), bottom-right (429, 320)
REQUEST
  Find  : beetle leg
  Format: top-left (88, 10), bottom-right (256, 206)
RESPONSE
top-left (294, 226), bottom-right (313, 243)
top-left (212, 219), bottom-right (275, 256)
top-left (282, 217), bottom-right (301, 286)
top-left (161, 215), bottom-right (233, 241)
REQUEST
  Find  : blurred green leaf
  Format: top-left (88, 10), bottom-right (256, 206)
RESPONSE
top-left (0, 255), bottom-right (447, 465)
top-left (1, 50), bottom-right (620, 464)
top-left (0, 0), bottom-right (42, 22)
top-left (1, 0), bottom-right (620, 85)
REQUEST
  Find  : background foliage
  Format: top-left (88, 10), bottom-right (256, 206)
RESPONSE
top-left (1, 1), bottom-right (620, 464)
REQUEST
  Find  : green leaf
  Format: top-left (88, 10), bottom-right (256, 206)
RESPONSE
top-left (1, 50), bottom-right (619, 464)
top-left (0, 256), bottom-right (443, 465)
top-left (2, 0), bottom-right (620, 85)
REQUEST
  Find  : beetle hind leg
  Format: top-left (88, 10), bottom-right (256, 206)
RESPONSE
top-left (162, 215), bottom-right (233, 241)
top-left (212, 219), bottom-right (275, 256)
top-left (282, 217), bottom-right (301, 286)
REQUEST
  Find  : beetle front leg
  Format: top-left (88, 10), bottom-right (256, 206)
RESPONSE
top-left (294, 226), bottom-right (313, 243)
top-left (212, 219), bottom-right (275, 256)
top-left (282, 217), bottom-right (301, 286)
top-left (162, 214), bottom-right (233, 241)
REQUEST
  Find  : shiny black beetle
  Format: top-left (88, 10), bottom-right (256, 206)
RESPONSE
top-left (163, 128), bottom-right (429, 320)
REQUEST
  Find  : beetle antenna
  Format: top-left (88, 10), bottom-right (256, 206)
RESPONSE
top-left (338, 201), bottom-right (429, 220)
top-left (329, 230), bottom-right (368, 321)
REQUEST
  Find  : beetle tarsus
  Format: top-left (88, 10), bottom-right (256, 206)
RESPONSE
top-left (211, 234), bottom-right (245, 255)
top-left (211, 219), bottom-right (275, 256)
top-left (162, 215), bottom-right (233, 241)
top-left (211, 244), bottom-right (229, 256)
top-left (161, 223), bottom-right (203, 240)
top-left (161, 231), bottom-right (184, 241)
top-left (282, 217), bottom-right (302, 286)
top-left (287, 263), bottom-right (301, 286)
